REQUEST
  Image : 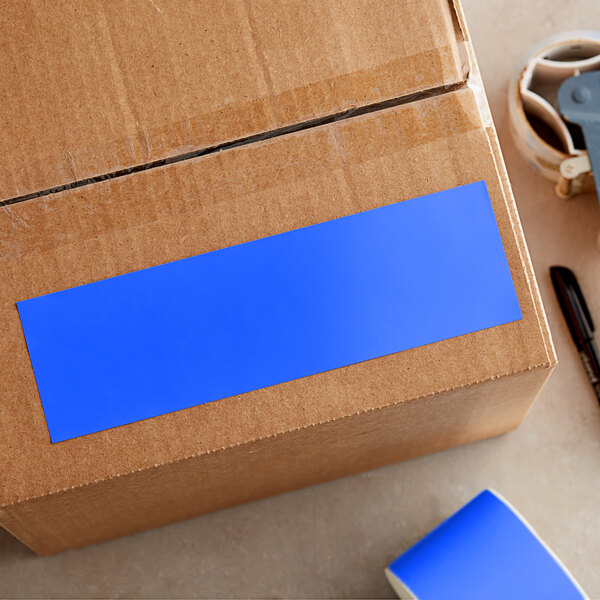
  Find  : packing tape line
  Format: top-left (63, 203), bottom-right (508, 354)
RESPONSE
top-left (3, 45), bottom-right (466, 207)
top-left (2, 78), bottom-right (476, 211)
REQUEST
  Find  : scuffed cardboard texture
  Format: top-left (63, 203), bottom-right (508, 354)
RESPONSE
top-left (0, 0), bottom-right (555, 554)
top-left (0, 0), bottom-right (466, 202)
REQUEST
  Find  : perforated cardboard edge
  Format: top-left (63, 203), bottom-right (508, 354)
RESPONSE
top-left (0, 360), bottom-right (554, 555)
top-left (0, 357), bottom-right (554, 510)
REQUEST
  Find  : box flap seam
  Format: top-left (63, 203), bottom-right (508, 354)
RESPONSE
top-left (0, 80), bottom-right (467, 209)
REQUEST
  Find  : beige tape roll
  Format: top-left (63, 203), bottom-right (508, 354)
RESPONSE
top-left (508, 31), bottom-right (600, 199)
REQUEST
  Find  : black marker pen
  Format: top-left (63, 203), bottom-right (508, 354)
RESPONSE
top-left (551, 265), bottom-right (600, 403)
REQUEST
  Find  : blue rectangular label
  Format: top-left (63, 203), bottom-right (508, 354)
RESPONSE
top-left (17, 181), bottom-right (522, 443)
top-left (387, 490), bottom-right (584, 599)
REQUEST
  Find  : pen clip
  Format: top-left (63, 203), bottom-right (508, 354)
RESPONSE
top-left (564, 267), bottom-right (595, 334)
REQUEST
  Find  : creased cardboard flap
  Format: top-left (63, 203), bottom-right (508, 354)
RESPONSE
top-left (0, 0), bottom-right (466, 201)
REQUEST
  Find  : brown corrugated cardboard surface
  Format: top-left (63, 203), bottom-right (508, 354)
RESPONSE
top-left (1, 0), bottom-right (466, 202)
top-left (0, 0), bottom-right (555, 554)
top-left (0, 368), bottom-right (551, 556)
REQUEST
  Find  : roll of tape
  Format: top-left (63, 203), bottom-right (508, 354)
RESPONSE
top-left (508, 31), bottom-right (600, 199)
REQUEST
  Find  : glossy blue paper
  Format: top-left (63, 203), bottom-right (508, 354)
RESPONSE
top-left (17, 181), bottom-right (522, 443)
top-left (387, 490), bottom-right (585, 599)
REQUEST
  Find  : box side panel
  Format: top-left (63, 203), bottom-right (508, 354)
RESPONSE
top-left (0, 0), bottom-right (466, 201)
top-left (449, 0), bottom-right (556, 364)
top-left (0, 364), bottom-right (553, 555)
top-left (0, 88), bottom-right (552, 506)
top-left (485, 125), bottom-right (556, 364)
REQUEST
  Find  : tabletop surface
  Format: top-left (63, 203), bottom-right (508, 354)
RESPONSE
top-left (1, 1), bottom-right (599, 597)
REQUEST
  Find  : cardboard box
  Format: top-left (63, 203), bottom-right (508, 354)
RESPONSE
top-left (0, 0), bottom-right (555, 554)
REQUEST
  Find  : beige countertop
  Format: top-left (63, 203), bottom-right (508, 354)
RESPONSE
top-left (1, 1), bottom-right (599, 597)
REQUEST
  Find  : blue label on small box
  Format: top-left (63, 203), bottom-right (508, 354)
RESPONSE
top-left (386, 490), bottom-right (586, 599)
top-left (17, 181), bottom-right (522, 443)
